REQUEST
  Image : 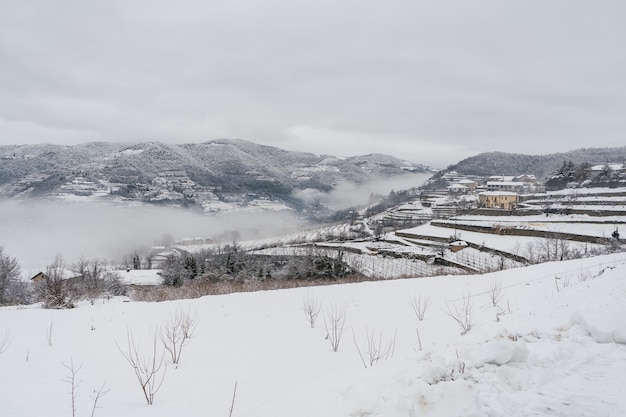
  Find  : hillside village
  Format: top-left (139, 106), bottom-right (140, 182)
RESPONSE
top-left (118, 162), bottom-right (625, 293)
top-left (374, 162), bottom-right (626, 228)
top-left (2, 152), bottom-right (625, 304)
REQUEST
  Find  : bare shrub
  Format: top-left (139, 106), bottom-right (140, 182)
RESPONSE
top-left (37, 255), bottom-right (76, 309)
top-left (444, 295), bottom-right (474, 335)
top-left (495, 299), bottom-right (512, 322)
top-left (302, 292), bottom-right (322, 328)
top-left (324, 303), bottom-right (347, 352)
top-left (128, 274), bottom-right (381, 302)
top-left (408, 293), bottom-right (431, 321)
top-left (117, 329), bottom-right (166, 405)
top-left (577, 269), bottom-right (591, 283)
top-left (352, 326), bottom-right (396, 368)
top-left (160, 308), bottom-right (198, 366)
top-left (488, 278), bottom-right (504, 307)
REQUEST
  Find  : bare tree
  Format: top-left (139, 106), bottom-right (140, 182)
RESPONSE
top-left (408, 293), bottom-right (431, 321)
top-left (103, 270), bottom-right (125, 297)
top-left (352, 326), bottom-right (396, 368)
top-left (488, 278), bottom-right (504, 307)
top-left (160, 308), bottom-right (198, 366)
top-left (444, 295), bottom-right (474, 335)
top-left (37, 255), bottom-right (75, 309)
top-left (62, 358), bottom-right (83, 417)
top-left (302, 292), bottom-right (322, 328)
top-left (324, 304), bottom-right (347, 352)
top-left (72, 255), bottom-right (90, 283)
top-left (523, 241), bottom-right (538, 264)
top-left (117, 329), bottom-right (166, 405)
top-left (537, 237), bottom-right (571, 262)
top-left (72, 256), bottom-right (108, 303)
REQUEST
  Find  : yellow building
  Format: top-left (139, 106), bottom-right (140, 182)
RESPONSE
top-left (478, 191), bottom-right (519, 210)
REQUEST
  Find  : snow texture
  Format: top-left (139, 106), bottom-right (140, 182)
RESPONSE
top-left (1, 253), bottom-right (626, 416)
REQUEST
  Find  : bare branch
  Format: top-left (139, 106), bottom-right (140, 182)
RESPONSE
top-left (488, 278), bottom-right (504, 307)
top-left (408, 293), bottom-right (432, 321)
top-left (62, 358), bottom-right (83, 417)
top-left (352, 326), bottom-right (396, 368)
top-left (117, 328), bottom-right (166, 405)
top-left (444, 295), bottom-right (474, 335)
top-left (324, 303), bottom-right (346, 352)
top-left (90, 382), bottom-right (110, 417)
top-left (160, 307), bottom-right (198, 366)
top-left (415, 327), bottom-right (422, 351)
top-left (302, 292), bottom-right (322, 328)
top-left (228, 381), bottom-right (238, 417)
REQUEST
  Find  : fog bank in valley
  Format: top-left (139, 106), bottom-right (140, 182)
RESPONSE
top-left (0, 200), bottom-right (306, 275)
top-left (0, 173), bottom-right (431, 276)
top-left (294, 173), bottom-right (431, 211)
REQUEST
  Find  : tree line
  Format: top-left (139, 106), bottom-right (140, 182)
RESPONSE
top-left (0, 247), bottom-right (124, 308)
top-left (0, 244), bottom-right (360, 307)
top-left (158, 244), bottom-right (359, 287)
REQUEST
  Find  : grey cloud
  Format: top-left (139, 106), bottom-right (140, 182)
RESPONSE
top-left (1, 0), bottom-right (625, 167)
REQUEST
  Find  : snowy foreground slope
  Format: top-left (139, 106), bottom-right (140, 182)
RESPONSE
top-left (2, 254), bottom-right (626, 417)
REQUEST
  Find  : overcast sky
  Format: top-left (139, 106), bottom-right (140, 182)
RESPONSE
top-left (1, 0), bottom-right (625, 167)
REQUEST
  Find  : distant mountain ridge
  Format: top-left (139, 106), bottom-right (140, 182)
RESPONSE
top-left (0, 139), bottom-right (431, 216)
top-left (445, 147), bottom-right (626, 178)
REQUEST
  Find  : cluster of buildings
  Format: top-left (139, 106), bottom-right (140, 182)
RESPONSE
top-left (443, 173), bottom-right (541, 211)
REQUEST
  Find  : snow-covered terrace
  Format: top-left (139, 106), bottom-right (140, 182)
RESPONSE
top-left (442, 214), bottom-right (624, 239)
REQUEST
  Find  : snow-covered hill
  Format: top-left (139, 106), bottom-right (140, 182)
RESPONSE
top-left (1, 253), bottom-right (625, 416)
top-left (445, 146), bottom-right (626, 178)
top-left (0, 139), bottom-right (431, 216)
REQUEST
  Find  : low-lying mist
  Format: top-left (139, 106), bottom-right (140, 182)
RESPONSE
top-left (0, 172), bottom-right (431, 275)
top-left (294, 173), bottom-right (431, 211)
top-left (0, 199), bottom-right (307, 275)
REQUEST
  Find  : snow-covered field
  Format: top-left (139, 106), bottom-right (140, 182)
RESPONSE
top-left (438, 214), bottom-right (625, 239)
top-left (1, 253), bottom-right (626, 416)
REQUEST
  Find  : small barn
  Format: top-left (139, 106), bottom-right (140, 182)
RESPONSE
top-left (30, 272), bottom-right (48, 283)
top-left (449, 241), bottom-right (469, 252)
